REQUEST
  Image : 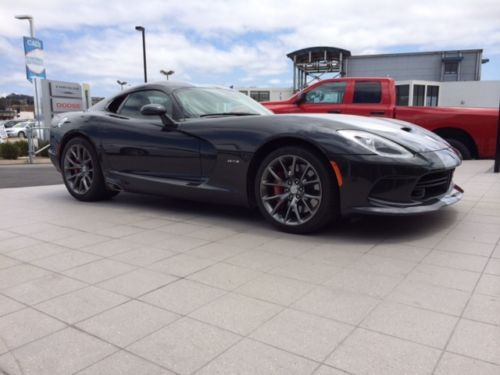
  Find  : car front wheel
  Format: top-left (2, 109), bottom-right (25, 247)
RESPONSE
top-left (255, 147), bottom-right (339, 234)
top-left (61, 137), bottom-right (118, 201)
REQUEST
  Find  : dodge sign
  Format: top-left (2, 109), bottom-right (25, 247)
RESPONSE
top-left (51, 97), bottom-right (83, 113)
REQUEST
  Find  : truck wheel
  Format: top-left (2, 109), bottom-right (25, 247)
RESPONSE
top-left (446, 139), bottom-right (471, 160)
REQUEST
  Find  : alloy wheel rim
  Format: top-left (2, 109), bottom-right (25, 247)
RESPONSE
top-left (63, 144), bottom-right (94, 195)
top-left (260, 155), bottom-right (322, 226)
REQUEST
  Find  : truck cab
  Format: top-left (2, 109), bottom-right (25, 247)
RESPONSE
top-left (263, 77), bottom-right (498, 159)
top-left (264, 77), bottom-right (396, 117)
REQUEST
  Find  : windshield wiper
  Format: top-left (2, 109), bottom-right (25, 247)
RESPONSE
top-left (199, 112), bottom-right (258, 117)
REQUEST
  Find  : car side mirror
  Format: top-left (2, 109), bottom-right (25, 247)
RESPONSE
top-left (296, 92), bottom-right (306, 104)
top-left (140, 104), bottom-right (177, 130)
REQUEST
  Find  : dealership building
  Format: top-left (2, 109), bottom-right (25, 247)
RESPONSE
top-left (239, 46), bottom-right (500, 108)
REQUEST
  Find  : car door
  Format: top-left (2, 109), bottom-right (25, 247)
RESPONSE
top-left (298, 81), bottom-right (347, 114)
top-left (100, 89), bottom-right (201, 183)
top-left (340, 80), bottom-right (392, 117)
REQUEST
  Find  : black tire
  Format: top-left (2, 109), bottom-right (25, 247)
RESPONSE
top-left (446, 138), bottom-right (471, 160)
top-left (255, 146), bottom-right (339, 234)
top-left (61, 137), bottom-right (117, 201)
top-left (18, 132), bottom-right (25, 139)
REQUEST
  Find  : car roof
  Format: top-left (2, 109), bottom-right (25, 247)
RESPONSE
top-left (120, 81), bottom-right (195, 95)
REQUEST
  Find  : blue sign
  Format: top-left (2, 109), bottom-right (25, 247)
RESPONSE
top-left (23, 37), bottom-right (46, 82)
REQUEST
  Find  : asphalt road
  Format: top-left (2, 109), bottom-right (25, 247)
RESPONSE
top-left (0, 164), bottom-right (62, 188)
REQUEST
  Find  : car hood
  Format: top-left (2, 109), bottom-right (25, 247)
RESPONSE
top-left (285, 113), bottom-right (452, 154)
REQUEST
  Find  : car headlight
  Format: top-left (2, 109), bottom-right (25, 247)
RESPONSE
top-left (338, 130), bottom-right (413, 158)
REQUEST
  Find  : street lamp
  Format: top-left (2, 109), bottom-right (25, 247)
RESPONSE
top-left (117, 80), bottom-right (128, 91)
top-left (15, 14), bottom-right (38, 164)
top-left (15, 15), bottom-right (34, 37)
top-left (160, 69), bottom-right (175, 80)
top-left (135, 26), bottom-right (147, 83)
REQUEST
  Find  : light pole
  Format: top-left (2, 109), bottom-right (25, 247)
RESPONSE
top-left (160, 69), bottom-right (175, 80)
top-left (135, 26), bottom-right (147, 83)
top-left (15, 15), bottom-right (34, 37)
top-left (15, 14), bottom-right (37, 164)
top-left (117, 80), bottom-right (128, 91)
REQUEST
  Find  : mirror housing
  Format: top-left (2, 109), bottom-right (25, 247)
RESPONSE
top-left (295, 92), bottom-right (306, 104)
top-left (140, 104), bottom-right (177, 130)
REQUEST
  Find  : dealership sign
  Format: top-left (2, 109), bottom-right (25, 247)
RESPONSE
top-left (23, 37), bottom-right (46, 82)
top-left (40, 80), bottom-right (86, 134)
top-left (51, 97), bottom-right (83, 112)
top-left (50, 82), bottom-right (82, 99)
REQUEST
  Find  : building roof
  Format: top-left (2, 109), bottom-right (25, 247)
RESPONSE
top-left (349, 49), bottom-right (483, 59)
top-left (287, 46), bottom-right (351, 63)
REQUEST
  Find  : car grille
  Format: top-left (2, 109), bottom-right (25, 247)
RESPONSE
top-left (411, 170), bottom-right (453, 200)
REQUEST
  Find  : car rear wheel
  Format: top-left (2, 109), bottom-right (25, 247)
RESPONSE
top-left (255, 147), bottom-right (338, 234)
top-left (61, 137), bottom-right (118, 201)
top-left (18, 132), bottom-right (25, 139)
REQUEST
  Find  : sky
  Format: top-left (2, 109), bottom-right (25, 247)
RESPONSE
top-left (1, 0), bottom-right (500, 98)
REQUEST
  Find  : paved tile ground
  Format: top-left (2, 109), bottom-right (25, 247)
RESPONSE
top-left (0, 160), bottom-right (499, 375)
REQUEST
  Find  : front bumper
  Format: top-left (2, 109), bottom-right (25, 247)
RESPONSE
top-left (334, 148), bottom-right (463, 216)
top-left (351, 184), bottom-right (463, 215)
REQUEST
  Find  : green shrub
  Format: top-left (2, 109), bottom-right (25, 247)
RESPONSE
top-left (0, 142), bottom-right (19, 160)
top-left (37, 140), bottom-right (50, 157)
top-left (15, 140), bottom-right (29, 156)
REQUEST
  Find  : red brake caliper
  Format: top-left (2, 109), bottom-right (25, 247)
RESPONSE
top-left (273, 171), bottom-right (284, 196)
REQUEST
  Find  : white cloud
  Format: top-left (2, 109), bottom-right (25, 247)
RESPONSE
top-left (1, 0), bottom-right (499, 95)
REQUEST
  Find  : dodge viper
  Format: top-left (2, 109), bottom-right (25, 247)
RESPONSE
top-left (49, 82), bottom-right (463, 233)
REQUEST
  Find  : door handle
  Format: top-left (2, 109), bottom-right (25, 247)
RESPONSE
top-left (370, 111), bottom-right (385, 115)
top-left (328, 110), bottom-right (342, 114)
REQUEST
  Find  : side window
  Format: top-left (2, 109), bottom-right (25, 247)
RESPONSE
top-left (118, 90), bottom-right (173, 118)
top-left (304, 82), bottom-right (346, 104)
top-left (353, 82), bottom-right (382, 104)
top-left (396, 85), bottom-right (410, 106)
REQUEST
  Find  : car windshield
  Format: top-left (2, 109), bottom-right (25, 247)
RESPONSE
top-left (174, 87), bottom-right (272, 118)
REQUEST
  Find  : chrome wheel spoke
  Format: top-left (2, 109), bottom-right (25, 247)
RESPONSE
top-left (263, 192), bottom-right (288, 201)
top-left (303, 179), bottom-right (319, 186)
top-left (301, 199), bottom-right (313, 214)
top-left (284, 203), bottom-right (293, 222)
top-left (278, 158), bottom-right (288, 175)
top-left (304, 193), bottom-right (321, 200)
top-left (290, 156), bottom-right (297, 176)
top-left (63, 144), bottom-right (94, 195)
top-left (292, 203), bottom-right (303, 224)
top-left (268, 167), bottom-right (282, 182)
top-left (262, 181), bottom-right (286, 187)
top-left (271, 195), bottom-right (287, 215)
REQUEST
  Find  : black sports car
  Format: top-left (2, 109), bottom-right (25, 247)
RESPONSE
top-left (49, 81), bottom-right (463, 233)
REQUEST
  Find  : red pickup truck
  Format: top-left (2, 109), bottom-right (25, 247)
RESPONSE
top-left (263, 77), bottom-right (498, 159)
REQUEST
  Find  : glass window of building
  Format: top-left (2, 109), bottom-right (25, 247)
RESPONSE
top-left (426, 85), bottom-right (439, 107)
top-left (413, 85), bottom-right (425, 106)
top-left (444, 62), bottom-right (459, 75)
top-left (250, 91), bottom-right (270, 102)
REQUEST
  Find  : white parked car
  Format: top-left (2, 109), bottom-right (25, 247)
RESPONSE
top-left (6, 121), bottom-right (35, 138)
